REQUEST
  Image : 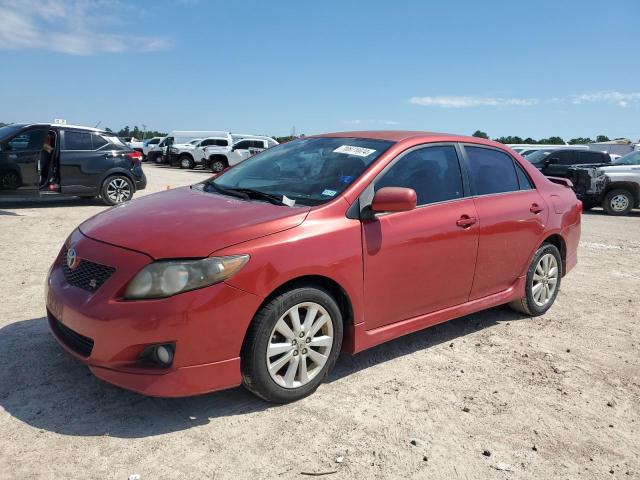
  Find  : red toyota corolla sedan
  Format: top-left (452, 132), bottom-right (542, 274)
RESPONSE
top-left (46, 131), bottom-right (581, 402)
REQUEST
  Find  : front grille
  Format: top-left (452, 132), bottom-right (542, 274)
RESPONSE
top-left (62, 250), bottom-right (115, 293)
top-left (48, 312), bottom-right (94, 357)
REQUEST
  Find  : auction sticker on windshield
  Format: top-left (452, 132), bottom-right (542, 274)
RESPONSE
top-left (333, 145), bottom-right (377, 157)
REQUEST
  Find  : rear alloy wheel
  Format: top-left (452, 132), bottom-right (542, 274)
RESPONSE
top-left (509, 243), bottom-right (562, 316)
top-left (603, 189), bottom-right (634, 216)
top-left (179, 154), bottom-right (195, 169)
top-left (101, 175), bottom-right (134, 206)
top-left (242, 287), bottom-right (343, 403)
top-left (0, 170), bottom-right (20, 190)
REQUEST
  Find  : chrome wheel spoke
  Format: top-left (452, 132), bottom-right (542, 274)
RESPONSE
top-left (268, 342), bottom-right (294, 357)
top-left (298, 356), bottom-right (309, 384)
top-left (269, 350), bottom-right (294, 374)
top-left (283, 355), bottom-right (300, 387)
top-left (309, 335), bottom-right (332, 348)
top-left (309, 314), bottom-right (329, 338)
top-left (306, 348), bottom-right (327, 366)
top-left (275, 319), bottom-right (295, 341)
top-left (289, 307), bottom-right (302, 335)
top-left (302, 304), bottom-right (318, 332)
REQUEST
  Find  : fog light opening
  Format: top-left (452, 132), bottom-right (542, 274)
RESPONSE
top-left (154, 344), bottom-right (174, 366)
top-left (140, 343), bottom-right (175, 368)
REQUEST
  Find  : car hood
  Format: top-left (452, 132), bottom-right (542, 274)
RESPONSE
top-left (79, 186), bottom-right (310, 259)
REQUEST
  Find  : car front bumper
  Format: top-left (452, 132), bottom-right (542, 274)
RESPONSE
top-left (45, 229), bottom-right (262, 397)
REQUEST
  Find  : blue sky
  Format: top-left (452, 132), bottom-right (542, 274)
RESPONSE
top-left (1, 0), bottom-right (639, 140)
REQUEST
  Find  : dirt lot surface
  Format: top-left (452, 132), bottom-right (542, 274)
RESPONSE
top-left (1, 164), bottom-right (638, 479)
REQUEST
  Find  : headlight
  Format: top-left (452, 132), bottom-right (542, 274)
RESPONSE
top-left (124, 255), bottom-right (249, 299)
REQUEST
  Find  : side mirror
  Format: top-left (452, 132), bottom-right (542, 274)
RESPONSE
top-left (371, 187), bottom-right (417, 213)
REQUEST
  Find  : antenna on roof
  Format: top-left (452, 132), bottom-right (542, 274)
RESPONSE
top-left (95, 120), bottom-right (102, 128)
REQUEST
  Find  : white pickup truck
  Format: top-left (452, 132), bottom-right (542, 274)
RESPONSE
top-left (170, 134), bottom-right (279, 171)
top-left (202, 136), bottom-right (279, 172)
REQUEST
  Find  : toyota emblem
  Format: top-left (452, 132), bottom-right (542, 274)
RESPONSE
top-left (66, 248), bottom-right (78, 269)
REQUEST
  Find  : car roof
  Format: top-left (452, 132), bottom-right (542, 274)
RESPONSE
top-left (16, 123), bottom-right (108, 133)
top-left (313, 130), bottom-right (504, 147)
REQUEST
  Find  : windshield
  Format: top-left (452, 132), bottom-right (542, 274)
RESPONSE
top-left (208, 137), bottom-right (393, 206)
top-left (613, 151), bottom-right (640, 165)
top-left (525, 150), bottom-right (552, 165)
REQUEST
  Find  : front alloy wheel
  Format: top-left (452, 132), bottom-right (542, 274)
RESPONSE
top-left (266, 302), bottom-right (334, 389)
top-left (603, 189), bottom-right (633, 216)
top-left (242, 286), bottom-right (343, 403)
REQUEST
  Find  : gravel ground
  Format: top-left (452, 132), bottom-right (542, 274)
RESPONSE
top-left (0, 164), bottom-right (638, 479)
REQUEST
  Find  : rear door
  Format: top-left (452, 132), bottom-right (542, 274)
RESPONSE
top-left (0, 126), bottom-right (47, 194)
top-left (59, 130), bottom-right (122, 194)
top-left (461, 145), bottom-right (548, 300)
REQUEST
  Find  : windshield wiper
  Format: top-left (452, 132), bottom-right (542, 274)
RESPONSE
top-left (206, 182), bottom-right (250, 200)
top-left (228, 188), bottom-right (287, 206)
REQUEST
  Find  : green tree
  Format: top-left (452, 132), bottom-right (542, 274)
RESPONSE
top-left (523, 137), bottom-right (536, 144)
top-left (568, 137), bottom-right (593, 145)
top-left (596, 135), bottom-right (610, 142)
top-left (494, 135), bottom-right (523, 144)
top-left (472, 130), bottom-right (489, 139)
top-left (538, 136), bottom-right (565, 145)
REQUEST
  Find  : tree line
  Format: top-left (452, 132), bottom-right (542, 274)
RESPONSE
top-left (472, 130), bottom-right (616, 145)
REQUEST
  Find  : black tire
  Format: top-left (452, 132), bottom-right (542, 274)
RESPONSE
top-left (179, 154), bottom-right (195, 169)
top-left (509, 243), bottom-right (562, 317)
top-left (100, 175), bottom-right (134, 206)
top-left (210, 156), bottom-right (228, 173)
top-left (241, 286), bottom-right (344, 403)
top-left (602, 189), bottom-right (634, 216)
top-left (0, 170), bottom-right (21, 190)
top-left (152, 153), bottom-right (164, 164)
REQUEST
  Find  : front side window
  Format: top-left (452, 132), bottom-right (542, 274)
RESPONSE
top-left (6, 128), bottom-right (47, 151)
top-left (64, 131), bottom-right (92, 150)
top-left (209, 137), bottom-right (393, 206)
top-left (375, 145), bottom-right (464, 206)
top-left (552, 151), bottom-right (576, 165)
top-left (234, 140), bottom-right (252, 150)
top-left (466, 146), bottom-right (519, 195)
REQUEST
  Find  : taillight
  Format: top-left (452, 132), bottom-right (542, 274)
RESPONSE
top-left (126, 151), bottom-right (142, 162)
top-left (577, 200), bottom-right (583, 213)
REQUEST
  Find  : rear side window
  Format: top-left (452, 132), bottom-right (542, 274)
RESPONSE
top-left (91, 133), bottom-right (109, 150)
top-left (514, 161), bottom-right (534, 190)
top-left (466, 146), bottom-right (519, 195)
top-left (64, 131), bottom-right (92, 150)
top-left (375, 145), bottom-right (464, 206)
top-left (578, 151), bottom-right (608, 163)
top-left (234, 140), bottom-right (251, 150)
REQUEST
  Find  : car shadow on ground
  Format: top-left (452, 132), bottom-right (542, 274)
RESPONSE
top-left (0, 197), bottom-right (105, 209)
top-left (582, 208), bottom-right (640, 217)
top-left (0, 307), bottom-right (526, 438)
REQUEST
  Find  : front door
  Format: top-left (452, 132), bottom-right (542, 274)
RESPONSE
top-left (461, 145), bottom-right (549, 300)
top-left (0, 127), bottom-right (47, 194)
top-left (362, 144), bottom-right (479, 330)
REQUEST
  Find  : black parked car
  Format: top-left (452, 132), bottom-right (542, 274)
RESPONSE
top-left (0, 123), bottom-right (146, 205)
top-left (525, 149), bottom-right (611, 177)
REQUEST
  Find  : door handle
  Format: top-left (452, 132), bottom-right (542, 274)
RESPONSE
top-left (456, 215), bottom-right (477, 228)
top-left (530, 203), bottom-right (544, 214)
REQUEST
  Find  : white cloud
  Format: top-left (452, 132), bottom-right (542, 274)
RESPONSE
top-left (0, 0), bottom-right (170, 55)
top-left (409, 96), bottom-right (539, 108)
top-left (572, 91), bottom-right (640, 107)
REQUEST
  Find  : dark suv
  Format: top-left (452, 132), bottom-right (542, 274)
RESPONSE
top-left (0, 123), bottom-right (146, 205)
top-left (526, 149), bottom-right (611, 177)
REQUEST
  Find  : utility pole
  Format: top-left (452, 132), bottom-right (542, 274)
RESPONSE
top-left (142, 124), bottom-right (147, 140)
